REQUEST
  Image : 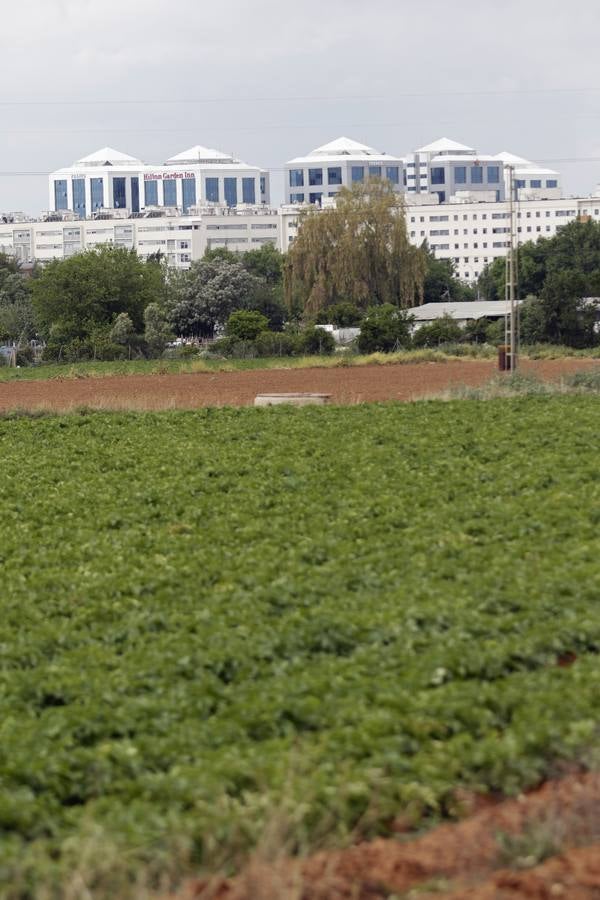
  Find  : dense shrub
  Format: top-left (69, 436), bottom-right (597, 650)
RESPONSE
top-left (254, 330), bottom-right (298, 357)
top-left (357, 304), bottom-right (413, 353)
top-left (226, 310), bottom-right (270, 341)
top-left (298, 327), bottom-right (336, 355)
top-left (412, 314), bottom-right (464, 348)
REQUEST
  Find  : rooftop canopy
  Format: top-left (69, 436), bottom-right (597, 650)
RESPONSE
top-left (288, 135), bottom-right (401, 165)
top-left (165, 145), bottom-right (237, 165)
top-left (308, 136), bottom-right (383, 156)
top-left (74, 147), bottom-right (144, 167)
top-left (416, 137), bottom-right (475, 155)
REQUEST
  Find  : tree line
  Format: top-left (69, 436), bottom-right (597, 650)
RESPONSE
top-left (2, 182), bottom-right (599, 363)
top-left (478, 218), bottom-right (600, 348)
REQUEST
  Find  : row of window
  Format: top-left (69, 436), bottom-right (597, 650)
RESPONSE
top-left (430, 165), bottom-right (501, 186)
top-left (289, 166), bottom-right (401, 188)
top-left (516, 179), bottom-right (558, 189)
top-left (411, 208), bottom-right (587, 225)
top-left (54, 176), bottom-right (259, 215)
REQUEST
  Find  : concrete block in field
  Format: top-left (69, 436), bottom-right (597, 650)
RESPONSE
top-left (254, 393), bottom-right (332, 407)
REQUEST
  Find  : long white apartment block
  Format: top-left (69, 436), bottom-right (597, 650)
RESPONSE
top-left (0, 206), bottom-right (282, 269)
top-left (4, 194), bottom-right (598, 286)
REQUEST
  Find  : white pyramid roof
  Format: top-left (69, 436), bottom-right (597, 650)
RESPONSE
top-left (166, 145), bottom-right (234, 164)
top-left (493, 151), bottom-right (533, 166)
top-left (309, 136), bottom-right (382, 156)
top-left (416, 137), bottom-right (475, 154)
top-left (75, 147), bottom-right (142, 165)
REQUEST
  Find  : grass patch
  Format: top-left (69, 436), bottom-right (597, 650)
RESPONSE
top-left (1, 399), bottom-right (599, 896)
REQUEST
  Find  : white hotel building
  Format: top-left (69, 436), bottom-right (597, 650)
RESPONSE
top-left (49, 145), bottom-right (270, 217)
top-left (0, 135), bottom-right (593, 286)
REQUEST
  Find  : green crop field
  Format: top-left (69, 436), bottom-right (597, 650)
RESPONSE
top-left (1, 398), bottom-right (599, 897)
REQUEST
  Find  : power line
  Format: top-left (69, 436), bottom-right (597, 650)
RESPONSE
top-left (1, 86), bottom-right (600, 106)
top-left (1, 157), bottom-right (600, 177)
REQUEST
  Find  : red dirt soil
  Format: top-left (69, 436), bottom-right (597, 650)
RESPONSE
top-left (1, 358), bottom-right (599, 412)
top-left (182, 772), bottom-right (600, 900)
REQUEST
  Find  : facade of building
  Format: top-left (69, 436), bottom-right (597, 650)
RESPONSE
top-left (284, 136), bottom-right (404, 205)
top-left (0, 132), bottom-right (587, 286)
top-left (48, 145), bottom-right (270, 218)
top-left (0, 205), bottom-right (281, 269)
top-left (4, 194), bottom-right (597, 286)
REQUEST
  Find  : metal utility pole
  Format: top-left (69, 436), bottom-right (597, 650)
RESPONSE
top-left (504, 165), bottom-right (519, 371)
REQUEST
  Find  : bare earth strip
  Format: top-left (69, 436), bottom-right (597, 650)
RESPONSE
top-left (1, 359), bottom-right (599, 412)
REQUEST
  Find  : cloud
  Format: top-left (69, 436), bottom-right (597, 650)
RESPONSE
top-left (1, 0), bottom-right (599, 212)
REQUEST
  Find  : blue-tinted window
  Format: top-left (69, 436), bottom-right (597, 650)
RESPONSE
top-left (54, 179), bottom-right (68, 210)
top-left (113, 177), bottom-right (127, 209)
top-left (144, 180), bottom-right (158, 206)
top-left (386, 166), bottom-right (399, 184)
top-left (182, 177), bottom-right (196, 211)
top-left (516, 179), bottom-right (526, 189)
top-left (546, 179), bottom-right (558, 188)
top-left (470, 166), bottom-right (483, 184)
top-left (260, 176), bottom-right (266, 196)
top-left (72, 178), bottom-right (86, 218)
top-left (436, 191), bottom-right (446, 203)
top-left (431, 167), bottom-right (445, 185)
top-left (290, 193), bottom-right (305, 203)
top-left (309, 192), bottom-right (323, 204)
top-left (328, 167), bottom-right (342, 185)
top-left (454, 166), bottom-right (467, 184)
top-left (369, 166), bottom-right (382, 178)
top-left (91, 177), bottom-right (104, 210)
top-left (205, 177), bottom-right (219, 202)
top-left (308, 168), bottom-right (323, 186)
top-left (530, 179), bottom-right (542, 188)
top-left (224, 177), bottom-right (237, 207)
top-left (351, 166), bottom-right (364, 182)
top-left (163, 179), bottom-right (177, 207)
top-left (242, 177), bottom-right (256, 204)
top-left (487, 166), bottom-right (500, 184)
top-left (131, 177), bottom-right (140, 213)
top-left (289, 169), bottom-right (304, 187)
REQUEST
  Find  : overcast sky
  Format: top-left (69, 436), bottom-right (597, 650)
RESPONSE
top-left (2, 0), bottom-right (600, 213)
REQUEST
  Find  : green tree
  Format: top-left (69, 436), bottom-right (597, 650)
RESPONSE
top-left (412, 314), bottom-right (463, 347)
top-left (0, 254), bottom-right (36, 342)
top-left (422, 244), bottom-right (475, 302)
top-left (242, 243), bottom-right (283, 285)
top-left (526, 273), bottom-right (598, 347)
top-left (226, 310), bottom-right (269, 341)
top-left (298, 327), bottom-right (335, 355)
top-left (32, 246), bottom-right (164, 342)
top-left (315, 302), bottom-right (363, 327)
top-left (357, 304), bottom-right (413, 353)
top-left (110, 312), bottom-right (136, 347)
top-left (170, 259), bottom-right (260, 338)
top-left (285, 179), bottom-right (425, 316)
top-left (144, 303), bottom-right (173, 356)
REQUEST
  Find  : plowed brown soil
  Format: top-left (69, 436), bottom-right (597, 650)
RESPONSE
top-left (183, 772), bottom-right (600, 900)
top-left (1, 358), bottom-right (599, 412)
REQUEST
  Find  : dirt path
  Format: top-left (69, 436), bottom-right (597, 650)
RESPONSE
top-left (1, 359), bottom-right (598, 412)
top-left (183, 772), bottom-right (600, 899)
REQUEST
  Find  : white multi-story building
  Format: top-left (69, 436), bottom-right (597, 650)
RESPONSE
top-left (0, 205), bottom-right (281, 269)
top-left (0, 132), bottom-right (589, 287)
top-left (49, 145), bottom-right (270, 218)
top-left (493, 151), bottom-right (561, 201)
top-left (3, 195), bottom-right (599, 285)
top-left (284, 136), bottom-right (404, 205)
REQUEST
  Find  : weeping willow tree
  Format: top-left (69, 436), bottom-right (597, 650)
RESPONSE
top-left (284, 179), bottom-right (426, 316)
